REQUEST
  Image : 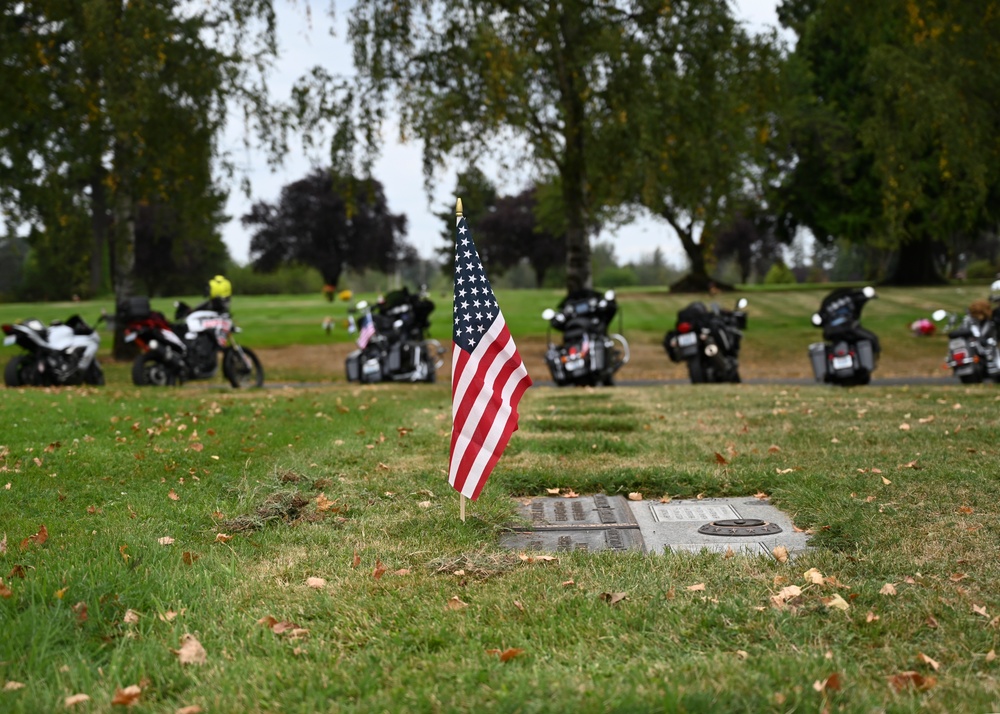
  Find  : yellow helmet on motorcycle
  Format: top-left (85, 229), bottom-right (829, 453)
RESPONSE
top-left (209, 275), bottom-right (232, 299)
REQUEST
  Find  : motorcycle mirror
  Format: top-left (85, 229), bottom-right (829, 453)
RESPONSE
top-left (811, 313), bottom-right (823, 327)
top-left (604, 289), bottom-right (616, 301)
top-left (356, 300), bottom-right (369, 310)
top-left (931, 309), bottom-right (948, 321)
top-left (736, 298), bottom-right (748, 310)
top-left (541, 308), bottom-right (556, 321)
top-left (862, 286), bottom-right (876, 299)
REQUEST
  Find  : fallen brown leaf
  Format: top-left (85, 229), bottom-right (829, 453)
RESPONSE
top-left (0, 579), bottom-right (11, 598)
top-left (714, 452), bottom-right (728, 465)
top-left (822, 594), bottom-right (850, 611)
top-left (214, 533), bottom-right (232, 543)
top-left (866, 611), bottom-right (879, 623)
top-left (627, 492), bottom-right (643, 501)
top-left (496, 647), bottom-right (525, 662)
top-left (887, 671), bottom-right (936, 692)
top-left (880, 583), bottom-right (897, 596)
top-left (518, 553), bottom-right (557, 564)
top-left (392, 568), bottom-right (411, 576)
top-left (123, 610), bottom-right (140, 625)
top-left (918, 652), bottom-right (940, 671)
top-left (158, 536), bottom-right (175, 546)
top-left (561, 489), bottom-right (579, 498)
top-left (352, 550), bottom-right (361, 568)
top-left (446, 596), bottom-right (468, 610)
top-left (813, 672), bottom-right (841, 693)
top-left (685, 583), bottom-right (706, 592)
top-left (373, 560), bottom-right (387, 580)
top-left (167, 490), bottom-right (179, 501)
top-left (64, 693), bottom-right (91, 707)
top-left (111, 684), bottom-right (142, 706)
top-left (175, 706), bottom-right (203, 714)
top-left (599, 592), bottom-right (628, 605)
top-left (306, 577), bottom-right (326, 589)
top-left (20, 524), bottom-right (48, 549)
top-left (772, 546), bottom-right (789, 563)
top-left (3, 681), bottom-right (25, 691)
top-left (182, 552), bottom-right (199, 566)
top-left (173, 634), bottom-right (207, 665)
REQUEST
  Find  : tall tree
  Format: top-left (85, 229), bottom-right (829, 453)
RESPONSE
top-left (242, 169), bottom-right (411, 288)
top-left (476, 187), bottom-right (566, 287)
top-left (623, 2), bottom-right (784, 291)
top-left (773, 0), bottom-right (1000, 284)
top-left (0, 0), bottom-right (281, 307)
top-left (345, 0), bottom-right (770, 292)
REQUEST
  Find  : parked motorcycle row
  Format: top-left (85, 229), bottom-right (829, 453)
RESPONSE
top-left (6, 279), bottom-right (1000, 389)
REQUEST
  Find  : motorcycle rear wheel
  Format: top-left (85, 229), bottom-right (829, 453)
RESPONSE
top-left (133, 353), bottom-right (177, 386)
top-left (223, 347), bottom-right (264, 388)
top-left (687, 359), bottom-right (706, 384)
top-left (4, 355), bottom-right (29, 387)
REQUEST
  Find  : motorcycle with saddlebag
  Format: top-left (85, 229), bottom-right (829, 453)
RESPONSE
top-left (346, 287), bottom-right (444, 383)
top-left (808, 286), bottom-right (880, 386)
top-left (121, 285), bottom-right (264, 388)
top-left (541, 289), bottom-right (629, 386)
top-left (3, 313), bottom-right (105, 387)
top-left (932, 288), bottom-right (1000, 383)
top-left (663, 298), bottom-right (748, 383)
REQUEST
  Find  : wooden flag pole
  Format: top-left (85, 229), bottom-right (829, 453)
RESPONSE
top-left (456, 196), bottom-right (465, 524)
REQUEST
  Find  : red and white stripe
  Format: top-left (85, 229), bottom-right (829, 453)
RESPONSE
top-left (449, 317), bottom-right (532, 500)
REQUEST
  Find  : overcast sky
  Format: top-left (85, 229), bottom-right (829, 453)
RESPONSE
top-left (220, 1), bottom-right (787, 270)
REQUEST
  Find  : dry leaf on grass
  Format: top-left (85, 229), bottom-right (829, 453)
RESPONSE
top-left (880, 583), bottom-right (897, 596)
top-left (599, 592), bottom-right (628, 605)
top-left (214, 533), bottom-right (232, 543)
top-left (306, 577), bottom-right (326, 589)
top-left (772, 546), bottom-right (789, 563)
top-left (887, 671), bottom-right (936, 692)
top-left (64, 693), bottom-right (91, 707)
top-left (518, 553), bottom-right (557, 564)
top-left (446, 596), bottom-right (468, 611)
top-left (771, 585), bottom-right (802, 609)
top-left (918, 653), bottom-right (940, 671)
top-left (685, 583), bottom-right (706, 592)
top-left (158, 536), bottom-right (175, 546)
top-left (173, 634), bottom-right (207, 665)
top-left (123, 610), bottom-right (140, 624)
top-left (373, 561), bottom-right (387, 580)
top-left (20, 524), bottom-right (48, 549)
top-left (822, 594), bottom-right (850, 611)
top-left (3, 681), bottom-right (25, 691)
top-left (176, 706), bottom-right (204, 714)
top-left (804, 568), bottom-right (824, 585)
top-left (627, 492), bottom-right (643, 501)
top-left (714, 452), bottom-right (728, 465)
top-left (0, 579), bottom-right (12, 598)
top-left (866, 611), bottom-right (880, 623)
top-left (485, 647), bottom-right (525, 662)
top-left (812, 672), bottom-right (841, 693)
top-left (167, 490), bottom-right (179, 501)
top-left (111, 684), bottom-right (142, 706)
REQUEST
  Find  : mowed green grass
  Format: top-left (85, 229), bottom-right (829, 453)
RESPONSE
top-left (2, 381), bottom-right (1000, 712)
top-left (0, 284), bottom-right (988, 383)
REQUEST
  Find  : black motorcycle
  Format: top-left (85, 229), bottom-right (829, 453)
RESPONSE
top-left (932, 307), bottom-right (1000, 384)
top-left (808, 286), bottom-right (879, 386)
top-left (346, 287), bottom-right (444, 383)
top-left (541, 289), bottom-right (629, 386)
top-left (3, 314), bottom-right (105, 387)
top-left (663, 298), bottom-right (748, 383)
top-left (124, 297), bottom-right (263, 388)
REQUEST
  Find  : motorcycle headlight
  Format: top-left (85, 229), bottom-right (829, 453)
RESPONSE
top-left (149, 339), bottom-right (159, 350)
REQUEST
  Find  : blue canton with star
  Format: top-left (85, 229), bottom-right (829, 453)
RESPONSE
top-left (454, 217), bottom-right (499, 353)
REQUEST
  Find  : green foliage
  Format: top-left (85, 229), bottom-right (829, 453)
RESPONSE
top-left (965, 259), bottom-right (999, 281)
top-left (226, 263), bottom-right (326, 296)
top-left (595, 265), bottom-right (639, 289)
top-left (763, 261), bottom-right (797, 285)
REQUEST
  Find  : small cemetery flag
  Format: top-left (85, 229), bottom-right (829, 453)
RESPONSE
top-left (356, 311), bottom-right (375, 349)
top-left (449, 198), bottom-right (532, 501)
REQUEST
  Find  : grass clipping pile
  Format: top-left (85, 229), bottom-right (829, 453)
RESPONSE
top-left (220, 471), bottom-right (348, 533)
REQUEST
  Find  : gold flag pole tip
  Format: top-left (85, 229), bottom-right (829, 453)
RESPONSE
top-left (456, 197), bottom-right (463, 217)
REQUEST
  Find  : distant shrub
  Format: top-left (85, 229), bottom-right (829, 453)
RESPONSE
top-left (596, 266), bottom-right (639, 288)
top-left (965, 259), bottom-right (998, 280)
top-left (763, 261), bottom-right (797, 285)
top-left (227, 264), bottom-right (325, 295)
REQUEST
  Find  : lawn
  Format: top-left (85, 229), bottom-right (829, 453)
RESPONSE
top-left (2, 378), bottom-right (999, 712)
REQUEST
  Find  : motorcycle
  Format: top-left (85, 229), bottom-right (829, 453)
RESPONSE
top-left (663, 298), bottom-right (748, 383)
top-left (807, 286), bottom-right (880, 386)
top-left (121, 296), bottom-right (264, 388)
top-left (541, 289), bottom-right (629, 387)
top-left (345, 287), bottom-right (444, 383)
top-left (3, 313), bottom-right (105, 387)
top-left (932, 306), bottom-right (1000, 384)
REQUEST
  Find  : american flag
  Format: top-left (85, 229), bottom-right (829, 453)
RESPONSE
top-left (449, 209), bottom-right (532, 501)
top-left (356, 311), bottom-right (376, 349)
